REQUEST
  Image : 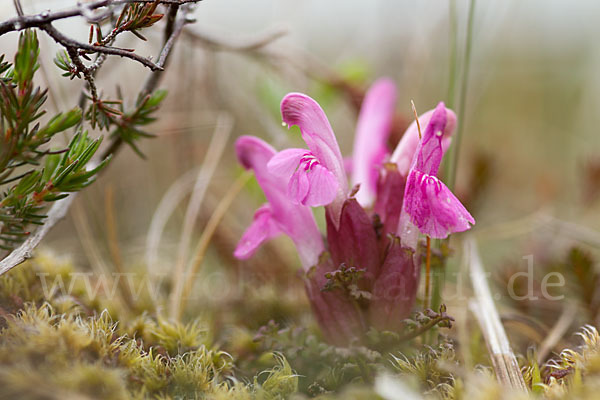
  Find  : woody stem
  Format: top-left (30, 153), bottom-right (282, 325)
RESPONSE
top-left (425, 236), bottom-right (432, 310)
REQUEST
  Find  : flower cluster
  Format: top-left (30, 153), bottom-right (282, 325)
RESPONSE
top-left (234, 79), bottom-right (474, 345)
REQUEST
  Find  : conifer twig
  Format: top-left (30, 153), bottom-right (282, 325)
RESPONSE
top-left (101, 6), bottom-right (190, 160)
top-left (0, 4), bottom-right (194, 275)
top-left (467, 237), bottom-right (527, 391)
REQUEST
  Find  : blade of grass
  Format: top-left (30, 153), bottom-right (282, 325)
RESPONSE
top-left (177, 171), bottom-right (252, 319)
top-left (104, 184), bottom-right (134, 310)
top-left (467, 237), bottom-right (527, 391)
top-left (434, 0), bottom-right (477, 318)
top-left (446, 0), bottom-right (477, 191)
top-left (168, 113), bottom-right (233, 319)
top-left (446, 0), bottom-right (459, 110)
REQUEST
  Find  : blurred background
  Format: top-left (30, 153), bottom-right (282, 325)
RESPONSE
top-left (1, 0), bottom-right (599, 331)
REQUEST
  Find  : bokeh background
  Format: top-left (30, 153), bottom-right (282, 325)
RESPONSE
top-left (1, 0), bottom-right (599, 329)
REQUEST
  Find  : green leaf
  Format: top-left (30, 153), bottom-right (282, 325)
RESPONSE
top-left (37, 108), bottom-right (82, 138)
top-left (13, 30), bottom-right (40, 91)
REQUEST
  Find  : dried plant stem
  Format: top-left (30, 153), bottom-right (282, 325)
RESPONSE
top-left (467, 237), bottom-right (527, 391)
top-left (145, 169), bottom-right (198, 275)
top-left (104, 185), bottom-right (135, 309)
top-left (183, 24), bottom-right (288, 52)
top-left (537, 302), bottom-right (577, 364)
top-left (177, 171), bottom-right (252, 319)
top-left (168, 114), bottom-right (233, 319)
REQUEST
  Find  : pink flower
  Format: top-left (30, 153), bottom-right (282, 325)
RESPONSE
top-left (390, 107), bottom-right (456, 176)
top-left (267, 148), bottom-right (339, 207)
top-left (234, 136), bottom-right (324, 269)
top-left (399, 102), bottom-right (475, 240)
top-left (268, 93), bottom-right (348, 226)
top-left (351, 78), bottom-right (397, 206)
top-left (233, 86), bottom-right (474, 345)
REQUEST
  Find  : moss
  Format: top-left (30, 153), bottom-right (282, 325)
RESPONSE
top-left (6, 252), bottom-right (600, 399)
top-left (0, 257), bottom-right (302, 399)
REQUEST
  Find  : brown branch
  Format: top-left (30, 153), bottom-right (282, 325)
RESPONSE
top-left (40, 23), bottom-right (163, 71)
top-left (0, 0), bottom-right (201, 36)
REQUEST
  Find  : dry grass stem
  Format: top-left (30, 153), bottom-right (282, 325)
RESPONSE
top-left (467, 237), bottom-right (527, 391)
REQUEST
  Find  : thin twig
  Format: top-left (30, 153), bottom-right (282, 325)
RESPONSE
top-left (141, 11), bottom-right (189, 96)
top-left (0, 0), bottom-right (201, 36)
top-left (467, 237), bottom-right (527, 391)
top-left (40, 23), bottom-right (163, 71)
top-left (13, 0), bottom-right (24, 17)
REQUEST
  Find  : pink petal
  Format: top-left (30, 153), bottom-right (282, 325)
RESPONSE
top-left (343, 156), bottom-right (353, 175)
top-left (281, 93), bottom-right (348, 223)
top-left (234, 204), bottom-right (281, 259)
top-left (236, 135), bottom-right (277, 172)
top-left (403, 170), bottom-right (475, 239)
top-left (303, 163), bottom-right (339, 206)
top-left (234, 136), bottom-right (324, 268)
top-left (267, 148), bottom-right (307, 180)
top-left (288, 168), bottom-right (310, 204)
top-left (414, 102), bottom-right (447, 176)
top-left (352, 78), bottom-right (397, 206)
top-left (390, 106), bottom-right (457, 176)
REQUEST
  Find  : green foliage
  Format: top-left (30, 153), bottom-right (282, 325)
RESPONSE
top-left (13, 29), bottom-right (40, 91)
top-left (151, 317), bottom-right (210, 356)
top-left (390, 340), bottom-right (457, 393)
top-left (114, 0), bottom-right (164, 41)
top-left (53, 50), bottom-right (79, 79)
top-left (110, 90), bottom-right (167, 157)
top-left (82, 89), bottom-right (166, 158)
top-left (249, 321), bottom-right (383, 394)
top-left (0, 30), bottom-right (108, 252)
